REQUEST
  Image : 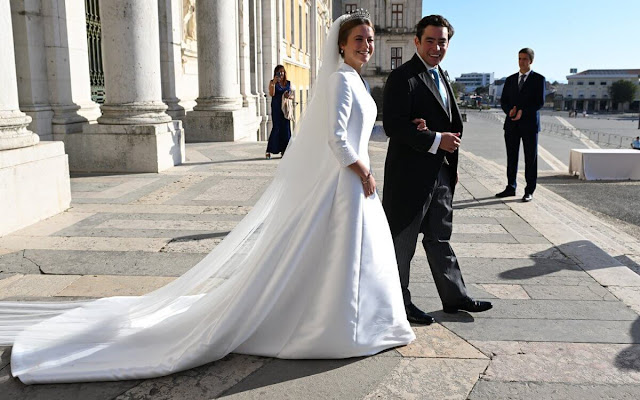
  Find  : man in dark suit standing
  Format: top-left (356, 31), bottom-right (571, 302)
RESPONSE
top-left (382, 15), bottom-right (492, 325)
top-left (495, 48), bottom-right (545, 202)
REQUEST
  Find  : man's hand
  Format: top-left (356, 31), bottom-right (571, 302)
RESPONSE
top-left (412, 118), bottom-right (428, 131)
top-left (439, 132), bottom-right (461, 153)
top-left (511, 109), bottom-right (522, 121)
top-left (508, 106), bottom-right (517, 118)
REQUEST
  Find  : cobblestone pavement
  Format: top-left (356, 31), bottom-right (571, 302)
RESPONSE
top-left (1, 122), bottom-right (640, 399)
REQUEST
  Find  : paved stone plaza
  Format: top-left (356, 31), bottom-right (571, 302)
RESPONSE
top-left (1, 119), bottom-right (640, 399)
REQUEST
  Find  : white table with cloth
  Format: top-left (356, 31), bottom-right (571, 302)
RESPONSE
top-left (569, 149), bottom-right (640, 180)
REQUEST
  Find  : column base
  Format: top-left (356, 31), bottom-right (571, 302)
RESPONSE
top-left (22, 104), bottom-right (54, 141)
top-left (51, 103), bottom-right (102, 135)
top-left (184, 108), bottom-right (261, 142)
top-left (58, 121), bottom-right (185, 173)
top-left (0, 142), bottom-right (71, 236)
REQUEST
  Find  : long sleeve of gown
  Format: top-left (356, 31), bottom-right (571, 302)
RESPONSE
top-left (327, 72), bottom-right (359, 167)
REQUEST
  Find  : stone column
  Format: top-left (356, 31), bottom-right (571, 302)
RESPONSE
top-left (239, 0), bottom-right (253, 108)
top-left (253, 0), bottom-right (269, 139)
top-left (43, 0), bottom-right (101, 135)
top-left (97, 1), bottom-right (170, 125)
top-left (239, 0), bottom-right (261, 139)
top-left (1, 0), bottom-right (71, 235)
top-left (184, 0), bottom-right (255, 142)
top-left (194, 0), bottom-right (242, 111)
top-left (70, 0), bottom-right (184, 172)
top-left (158, 0), bottom-right (188, 120)
top-left (261, 0), bottom-right (279, 138)
top-left (1, 1), bottom-right (39, 152)
top-left (10, 0), bottom-right (54, 140)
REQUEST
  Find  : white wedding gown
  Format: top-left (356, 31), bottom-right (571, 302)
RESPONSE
top-left (0, 16), bottom-right (414, 384)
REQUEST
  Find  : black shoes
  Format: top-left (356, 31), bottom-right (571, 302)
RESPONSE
top-left (405, 303), bottom-right (435, 325)
top-left (443, 299), bottom-right (493, 314)
top-left (495, 188), bottom-right (516, 198)
top-left (496, 188), bottom-right (533, 202)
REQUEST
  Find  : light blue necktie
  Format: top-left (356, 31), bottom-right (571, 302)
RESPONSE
top-left (430, 69), bottom-right (447, 106)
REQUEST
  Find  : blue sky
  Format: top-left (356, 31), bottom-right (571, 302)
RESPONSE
top-left (421, 0), bottom-right (640, 83)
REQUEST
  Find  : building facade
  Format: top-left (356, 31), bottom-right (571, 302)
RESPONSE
top-left (488, 78), bottom-right (505, 105)
top-left (281, 0), bottom-right (332, 124)
top-left (555, 69), bottom-right (640, 112)
top-left (455, 72), bottom-right (494, 94)
top-left (332, 0), bottom-right (423, 117)
top-left (2, 0), bottom-right (332, 236)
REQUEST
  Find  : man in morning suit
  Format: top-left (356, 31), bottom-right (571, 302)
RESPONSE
top-left (495, 48), bottom-right (546, 202)
top-left (382, 15), bottom-right (492, 325)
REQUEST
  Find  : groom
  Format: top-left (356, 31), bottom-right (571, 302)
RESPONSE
top-left (382, 15), bottom-right (492, 324)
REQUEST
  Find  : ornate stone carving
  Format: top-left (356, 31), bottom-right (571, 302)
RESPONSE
top-left (182, 0), bottom-right (197, 61)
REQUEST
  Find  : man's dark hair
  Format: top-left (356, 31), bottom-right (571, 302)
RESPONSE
top-left (415, 15), bottom-right (454, 41)
top-left (519, 48), bottom-right (535, 62)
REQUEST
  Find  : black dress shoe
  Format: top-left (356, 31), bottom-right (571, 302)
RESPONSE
top-left (495, 188), bottom-right (516, 198)
top-left (405, 303), bottom-right (435, 325)
top-left (522, 193), bottom-right (533, 202)
top-left (443, 299), bottom-right (493, 314)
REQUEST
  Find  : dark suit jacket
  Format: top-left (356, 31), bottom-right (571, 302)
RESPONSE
top-left (382, 54), bottom-right (463, 235)
top-left (500, 71), bottom-right (545, 133)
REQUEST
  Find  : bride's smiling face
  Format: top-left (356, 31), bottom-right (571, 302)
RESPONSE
top-left (340, 24), bottom-right (374, 70)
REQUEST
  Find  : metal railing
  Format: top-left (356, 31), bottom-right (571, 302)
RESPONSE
top-left (468, 110), bottom-right (635, 149)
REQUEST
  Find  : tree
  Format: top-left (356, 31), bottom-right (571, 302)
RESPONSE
top-left (474, 85), bottom-right (489, 95)
top-left (451, 81), bottom-right (465, 99)
top-left (608, 80), bottom-right (637, 106)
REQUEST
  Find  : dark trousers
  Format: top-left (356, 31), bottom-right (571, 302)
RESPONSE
top-left (504, 127), bottom-right (538, 194)
top-left (393, 166), bottom-right (469, 307)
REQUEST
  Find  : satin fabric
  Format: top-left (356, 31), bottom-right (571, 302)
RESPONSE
top-left (3, 16), bottom-right (414, 384)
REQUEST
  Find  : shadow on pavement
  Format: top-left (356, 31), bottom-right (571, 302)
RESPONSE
top-left (615, 255), bottom-right (640, 274)
top-left (615, 318), bottom-right (640, 371)
top-left (184, 157), bottom-right (269, 166)
top-left (453, 197), bottom-right (514, 209)
top-left (499, 239), bottom-right (640, 371)
top-left (219, 358), bottom-right (361, 397)
top-left (428, 311), bottom-right (475, 323)
top-left (169, 231), bottom-right (230, 242)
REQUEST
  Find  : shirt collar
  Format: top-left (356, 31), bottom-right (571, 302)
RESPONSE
top-left (519, 70), bottom-right (532, 79)
top-left (416, 52), bottom-right (439, 72)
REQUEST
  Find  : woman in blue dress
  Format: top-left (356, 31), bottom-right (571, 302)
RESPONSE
top-left (266, 65), bottom-right (294, 159)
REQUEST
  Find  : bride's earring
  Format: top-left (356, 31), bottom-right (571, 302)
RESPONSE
top-left (339, 49), bottom-right (344, 55)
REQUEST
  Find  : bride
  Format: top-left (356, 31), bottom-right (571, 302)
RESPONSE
top-left (0, 10), bottom-right (415, 384)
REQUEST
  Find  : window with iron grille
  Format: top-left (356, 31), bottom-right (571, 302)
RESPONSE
top-left (391, 47), bottom-right (402, 70)
top-left (85, 0), bottom-right (105, 103)
top-left (345, 4), bottom-right (357, 13)
top-left (391, 4), bottom-right (403, 28)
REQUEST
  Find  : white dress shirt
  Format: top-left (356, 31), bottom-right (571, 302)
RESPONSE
top-left (416, 52), bottom-right (446, 154)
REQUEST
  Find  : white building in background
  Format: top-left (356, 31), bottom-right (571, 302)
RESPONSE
top-left (455, 72), bottom-right (494, 94)
top-left (2, 0), bottom-right (332, 236)
top-left (333, 0), bottom-right (422, 117)
top-left (488, 78), bottom-right (506, 105)
top-left (556, 69), bottom-right (640, 112)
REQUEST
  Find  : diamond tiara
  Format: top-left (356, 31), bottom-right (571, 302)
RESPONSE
top-left (341, 8), bottom-right (371, 25)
